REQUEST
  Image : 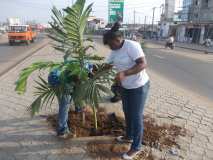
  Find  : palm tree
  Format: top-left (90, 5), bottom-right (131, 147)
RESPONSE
top-left (15, 0), bottom-right (114, 131)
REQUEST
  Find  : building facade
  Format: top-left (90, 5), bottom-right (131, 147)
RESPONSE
top-left (159, 0), bottom-right (176, 38)
top-left (175, 0), bottom-right (213, 44)
top-left (164, 0), bottom-right (176, 21)
top-left (180, 0), bottom-right (193, 21)
top-left (189, 0), bottom-right (213, 22)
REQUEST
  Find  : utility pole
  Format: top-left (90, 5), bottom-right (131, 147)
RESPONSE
top-left (72, 0), bottom-right (74, 5)
top-left (151, 7), bottom-right (156, 38)
top-left (134, 10), bottom-right (136, 31)
top-left (144, 16), bottom-right (147, 32)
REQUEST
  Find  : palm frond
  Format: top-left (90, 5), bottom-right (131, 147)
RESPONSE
top-left (28, 77), bottom-right (59, 116)
top-left (50, 0), bottom-right (93, 60)
top-left (15, 61), bottom-right (60, 94)
top-left (79, 3), bottom-right (93, 40)
top-left (73, 64), bottom-right (115, 111)
top-left (28, 96), bottom-right (42, 117)
top-left (51, 6), bottom-right (64, 26)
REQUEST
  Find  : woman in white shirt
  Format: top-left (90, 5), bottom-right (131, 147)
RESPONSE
top-left (103, 22), bottom-right (150, 160)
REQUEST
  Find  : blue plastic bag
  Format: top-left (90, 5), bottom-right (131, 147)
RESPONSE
top-left (48, 69), bottom-right (61, 87)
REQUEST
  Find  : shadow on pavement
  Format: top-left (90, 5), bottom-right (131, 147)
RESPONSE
top-left (0, 116), bottom-right (109, 159)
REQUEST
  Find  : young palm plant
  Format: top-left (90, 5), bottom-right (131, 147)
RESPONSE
top-left (15, 0), bottom-right (114, 131)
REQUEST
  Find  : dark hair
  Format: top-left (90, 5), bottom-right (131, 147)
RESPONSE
top-left (103, 22), bottom-right (122, 45)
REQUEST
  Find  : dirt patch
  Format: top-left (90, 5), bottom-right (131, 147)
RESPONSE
top-left (143, 116), bottom-right (186, 150)
top-left (47, 107), bottom-right (186, 159)
top-left (47, 108), bottom-right (126, 137)
top-left (87, 141), bottom-right (154, 160)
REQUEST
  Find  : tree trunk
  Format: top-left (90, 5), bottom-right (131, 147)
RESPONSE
top-left (81, 111), bottom-right (85, 126)
top-left (92, 106), bottom-right (98, 131)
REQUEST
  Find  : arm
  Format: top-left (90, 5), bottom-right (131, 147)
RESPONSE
top-left (124, 57), bottom-right (147, 76)
top-left (115, 57), bottom-right (147, 82)
top-left (115, 42), bottom-right (147, 82)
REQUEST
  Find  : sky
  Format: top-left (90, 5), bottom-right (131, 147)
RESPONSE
top-left (0, 0), bottom-right (183, 24)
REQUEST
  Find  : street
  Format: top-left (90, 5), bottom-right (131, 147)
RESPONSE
top-left (146, 42), bottom-right (213, 102)
top-left (0, 33), bottom-right (48, 75)
top-left (0, 35), bottom-right (212, 102)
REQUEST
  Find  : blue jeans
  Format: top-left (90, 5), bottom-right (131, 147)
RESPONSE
top-left (57, 95), bottom-right (71, 134)
top-left (121, 81), bottom-right (150, 151)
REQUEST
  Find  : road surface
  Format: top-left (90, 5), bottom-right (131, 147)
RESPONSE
top-left (146, 42), bottom-right (213, 102)
top-left (0, 33), bottom-right (48, 75)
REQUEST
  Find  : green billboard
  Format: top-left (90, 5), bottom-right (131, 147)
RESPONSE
top-left (109, 0), bottom-right (124, 24)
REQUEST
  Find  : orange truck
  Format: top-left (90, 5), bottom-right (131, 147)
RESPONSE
top-left (8, 25), bottom-right (37, 45)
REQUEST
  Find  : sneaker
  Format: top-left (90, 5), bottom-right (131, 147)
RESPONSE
top-left (116, 136), bottom-right (133, 143)
top-left (122, 149), bottom-right (141, 160)
top-left (57, 130), bottom-right (70, 139)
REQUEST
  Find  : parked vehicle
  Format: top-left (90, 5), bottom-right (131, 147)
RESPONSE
top-left (8, 25), bottom-right (37, 45)
top-left (0, 26), bottom-right (6, 34)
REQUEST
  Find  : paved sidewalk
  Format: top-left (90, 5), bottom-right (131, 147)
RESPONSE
top-left (146, 39), bottom-right (213, 53)
top-left (0, 40), bottom-right (213, 159)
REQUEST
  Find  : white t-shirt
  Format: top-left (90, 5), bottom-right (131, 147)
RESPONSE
top-left (168, 37), bottom-right (174, 43)
top-left (106, 40), bottom-right (149, 89)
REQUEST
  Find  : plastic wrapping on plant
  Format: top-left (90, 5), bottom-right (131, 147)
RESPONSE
top-left (48, 68), bottom-right (61, 87)
top-left (84, 62), bottom-right (94, 73)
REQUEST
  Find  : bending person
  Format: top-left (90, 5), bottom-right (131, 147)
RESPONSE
top-left (103, 22), bottom-right (150, 160)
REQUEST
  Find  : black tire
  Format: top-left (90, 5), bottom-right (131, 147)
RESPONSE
top-left (9, 40), bottom-right (14, 46)
top-left (26, 40), bottom-right (30, 45)
top-left (31, 38), bottom-right (34, 43)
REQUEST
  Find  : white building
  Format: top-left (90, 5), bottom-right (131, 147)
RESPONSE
top-left (87, 16), bottom-right (106, 30)
top-left (159, 0), bottom-right (176, 38)
top-left (164, 0), bottom-right (176, 22)
top-left (7, 17), bottom-right (21, 25)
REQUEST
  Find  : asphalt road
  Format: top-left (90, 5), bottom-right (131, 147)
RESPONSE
top-left (146, 43), bottom-right (213, 102)
top-left (0, 33), bottom-right (47, 75)
top-left (0, 33), bottom-right (45, 61)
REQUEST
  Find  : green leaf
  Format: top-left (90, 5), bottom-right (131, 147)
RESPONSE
top-left (51, 6), bottom-right (64, 26)
top-left (28, 96), bottom-right (42, 117)
top-left (79, 3), bottom-right (93, 37)
top-left (15, 61), bottom-right (59, 94)
top-left (96, 84), bottom-right (112, 95)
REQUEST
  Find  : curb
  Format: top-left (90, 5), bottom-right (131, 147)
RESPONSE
top-left (145, 40), bottom-right (213, 54)
top-left (0, 38), bottom-right (50, 77)
top-left (175, 45), bottom-right (213, 54)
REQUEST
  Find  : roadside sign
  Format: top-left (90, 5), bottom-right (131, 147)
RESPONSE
top-left (108, 0), bottom-right (124, 24)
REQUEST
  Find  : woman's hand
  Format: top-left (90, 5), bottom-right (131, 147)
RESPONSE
top-left (115, 71), bottom-right (126, 82)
